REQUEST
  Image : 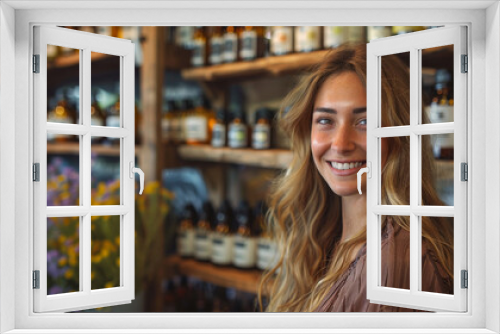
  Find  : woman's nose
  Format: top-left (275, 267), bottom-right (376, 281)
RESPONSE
top-left (331, 124), bottom-right (355, 153)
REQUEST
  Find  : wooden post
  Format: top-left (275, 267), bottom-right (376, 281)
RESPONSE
top-left (140, 27), bottom-right (164, 183)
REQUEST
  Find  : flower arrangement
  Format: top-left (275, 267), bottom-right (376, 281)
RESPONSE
top-left (47, 156), bottom-right (174, 302)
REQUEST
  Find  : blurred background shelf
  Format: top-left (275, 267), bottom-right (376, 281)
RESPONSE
top-left (164, 255), bottom-right (266, 295)
top-left (177, 144), bottom-right (292, 169)
top-left (47, 142), bottom-right (140, 156)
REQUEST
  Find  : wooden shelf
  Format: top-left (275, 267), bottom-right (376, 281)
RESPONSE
top-left (164, 255), bottom-right (266, 295)
top-left (48, 52), bottom-right (112, 69)
top-left (181, 50), bottom-right (329, 82)
top-left (177, 144), bottom-right (292, 169)
top-left (47, 142), bottom-right (140, 156)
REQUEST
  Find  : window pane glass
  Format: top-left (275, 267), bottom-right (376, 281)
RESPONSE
top-left (380, 215), bottom-right (410, 290)
top-left (91, 52), bottom-right (121, 128)
top-left (381, 136), bottom-right (409, 205)
top-left (47, 217), bottom-right (80, 295)
top-left (91, 139), bottom-right (121, 206)
top-left (421, 216), bottom-right (454, 295)
top-left (421, 134), bottom-right (454, 206)
top-left (47, 135), bottom-right (80, 206)
top-left (422, 46), bottom-right (454, 125)
top-left (381, 52), bottom-right (410, 127)
top-left (91, 215), bottom-right (120, 290)
top-left (47, 45), bottom-right (80, 125)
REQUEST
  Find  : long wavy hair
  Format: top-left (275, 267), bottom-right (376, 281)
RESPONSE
top-left (258, 44), bottom-right (454, 312)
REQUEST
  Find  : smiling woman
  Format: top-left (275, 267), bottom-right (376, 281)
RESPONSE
top-left (259, 44), bottom-right (454, 312)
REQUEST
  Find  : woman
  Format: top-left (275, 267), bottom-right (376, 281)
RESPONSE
top-left (258, 44), bottom-right (454, 312)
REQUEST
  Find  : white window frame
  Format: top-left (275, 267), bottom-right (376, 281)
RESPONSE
top-left (1, 1), bottom-right (498, 333)
top-left (33, 26), bottom-right (136, 313)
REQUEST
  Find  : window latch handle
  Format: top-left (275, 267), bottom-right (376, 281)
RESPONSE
top-left (129, 161), bottom-right (144, 195)
top-left (357, 162), bottom-right (371, 195)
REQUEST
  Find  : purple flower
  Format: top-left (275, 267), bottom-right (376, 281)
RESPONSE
top-left (49, 286), bottom-right (64, 295)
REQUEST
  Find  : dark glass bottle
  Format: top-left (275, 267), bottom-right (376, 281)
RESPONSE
top-left (233, 200), bottom-right (257, 269)
top-left (176, 204), bottom-right (198, 258)
top-left (211, 200), bottom-right (234, 266)
top-left (194, 201), bottom-right (215, 262)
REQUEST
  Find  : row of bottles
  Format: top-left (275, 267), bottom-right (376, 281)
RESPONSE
top-left (162, 275), bottom-right (261, 312)
top-left (170, 26), bottom-right (433, 67)
top-left (176, 199), bottom-right (278, 271)
top-left (162, 98), bottom-right (277, 149)
top-left (47, 88), bottom-right (142, 145)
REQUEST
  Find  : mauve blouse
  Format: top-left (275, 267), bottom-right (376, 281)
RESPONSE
top-left (314, 219), bottom-right (453, 312)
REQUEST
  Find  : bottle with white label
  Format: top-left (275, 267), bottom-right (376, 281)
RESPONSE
top-left (194, 201), bottom-right (214, 262)
top-left (294, 26), bottom-right (322, 53)
top-left (185, 96), bottom-right (212, 145)
top-left (323, 26), bottom-right (345, 49)
top-left (211, 108), bottom-right (227, 148)
top-left (270, 26), bottom-right (293, 56)
top-left (233, 200), bottom-right (257, 269)
top-left (252, 108), bottom-right (272, 150)
top-left (223, 26), bottom-right (240, 63)
top-left (176, 204), bottom-right (198, 258)
top-left (254, 201), bottom-right (279, 271)
top-left (211, 200), bottom-right (234, 266)
top-left (239, 26), bottom-right (265, 61)
top-left (191, 26), bottom-right (207, 67)
top-left (209, 26), bottom-right (224, 65)
top-left (161, 100), bottom-right (176, 143)
top-left (228, 109), bottom-right (248, 148)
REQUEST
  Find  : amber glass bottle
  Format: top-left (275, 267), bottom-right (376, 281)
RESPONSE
top-left (233, 200), bottom-right (257, 269)
top-left (194, 201), bottom-right (215, 262)
top-left (239, 26), bottom-right (266, 61)
top-left (191, 26), bottom-right (207, 67)
top-left (211, 200), bottom-right (234, 266)
top-left (177, 204), bottom-right (198, 258)
top-left (209, 26), bottom-right (224, 65)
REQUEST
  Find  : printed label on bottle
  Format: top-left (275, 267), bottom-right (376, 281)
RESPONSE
top-left (185, 116), bottom-right (208, 142)
top-left (191, 40), bottom-right (206, 67)
top-left (233, 236), bottom-right (257, 268)
top-left (252, 124), bottom-right (271, 149)
top-left (210, 36), bottom-right (224, 64)
top-left (162, 118), bottom-right (172, 140)
top-left (240, 30), bottom-right (257, 60)
top-left (324, 26), bottom-right (344, 48)
top-left (211, 235), bottom-right (233, 265)
top-left (271, 27), bottom-right (293, 55)
top-left (224, 33), bottom-right (238, 62)
top-left (257, 238), bottom-right (278, 270)
top-left (106, 115), bottom-right (121, 128)
top-left (177, 230), bottom-right (195, 257)
top-left (194, 231), bottom-right (211, 260)
top-left (228, 124), bottom-right (247, 148)
top-left (211, 124), bottom-right (226, 147)
top-left (294, 26), bottom-right (320, 52)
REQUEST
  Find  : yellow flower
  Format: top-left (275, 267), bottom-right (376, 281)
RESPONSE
top-left (58, 235), bottom-right (66, 244)
top-left (105, 282), bottom-right (115, 289)
top-left (58, 257), bottom-right (68, 267)
top-left (116, 258), bottom-right (120, 267)
top-left (115, 236), bottom-right (120, 245)
top-left (145, 182), bottom-right (159, 195)
top-left (69, 254), bottom-right (77, 267)
top-left (64, 269), bottom-right (74, 279)
top-left (101, 248), bottom-right (109, 258)
top-left (92, 254), bottom-right (102, 263)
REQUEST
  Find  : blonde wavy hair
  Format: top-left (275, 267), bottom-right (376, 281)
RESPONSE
top-left (258, 44), bottom-right (454, 312)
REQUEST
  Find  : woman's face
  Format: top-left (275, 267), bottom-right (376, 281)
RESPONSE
top-left (311, 71), bottom-right (387, 197)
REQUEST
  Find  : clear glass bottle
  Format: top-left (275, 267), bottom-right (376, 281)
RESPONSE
top-left (228, 108), bottom-right (248, 148)
top-left (211, 108), bottom-right (227, 148)
top-left (270, 26), bottom-right (293, 56)
top-left (239, 26), bottom-right (266, 61)
top-left (294, 26), bottom-right (322, 53)
top-left (252, 108), bottom-right (272, 150)
top-left (233, 200), bottom-right (257, 269)
top-left (211, 200), bottom-right (234, 266)
top-left (176, 204), bottom-right (198, 258)
top-left (194, 201), bottom-right (214, 262)
top-left (191, 26), bottom-right (207, 67)
top-left (209, 26), bottom-right (224, 65)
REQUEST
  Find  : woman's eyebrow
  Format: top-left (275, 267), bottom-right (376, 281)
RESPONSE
top-left (313, 107), bottom-right (367, 114)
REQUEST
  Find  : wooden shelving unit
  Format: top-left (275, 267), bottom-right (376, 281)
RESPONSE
top-left (177, 144), bottom-right (292, 169)
top-left (47, 51), bottom-right (111, 69)
top-left (181, 50), bottom-right (329, 81)
top-left (164, 255), bottom-right (267, 295)
top-left (47, 142), bottom-right (140, 156)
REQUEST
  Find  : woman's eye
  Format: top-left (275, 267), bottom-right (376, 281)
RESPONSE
top-left (317, 118), bottom-right (332, 125)
top-left (358, 118), bottom-right (367, 126)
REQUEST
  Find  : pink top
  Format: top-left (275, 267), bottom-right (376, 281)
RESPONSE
top-left (314, 219), bottom-right (453, 312)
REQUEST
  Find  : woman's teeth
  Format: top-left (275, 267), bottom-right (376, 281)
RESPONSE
top-left (330, 161), bottom-right (364, 170)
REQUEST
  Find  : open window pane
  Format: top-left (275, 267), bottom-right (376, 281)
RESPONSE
top-left (421, 134), bottom-right (454, 206)
top-left (422, 45), bottom-right (454, 125)
top-left (47, 135), bottom-right (80, 206)
top-left (91, 138), bottom-right (121, 206)
top-left (380, 215), bottom-right (410, 290)
top-left (381, 52), bottom-right (410, 127)
top-left (47, 217), bottom-right (80, 295)
top-left (92, 52), bottom-right (121, 129)
top-left (91, 215), bottom-right (121, 290)
top-left (47, 45), bottom-right (80, 125)
top-left (421, 216), bottom-right (454, 295)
